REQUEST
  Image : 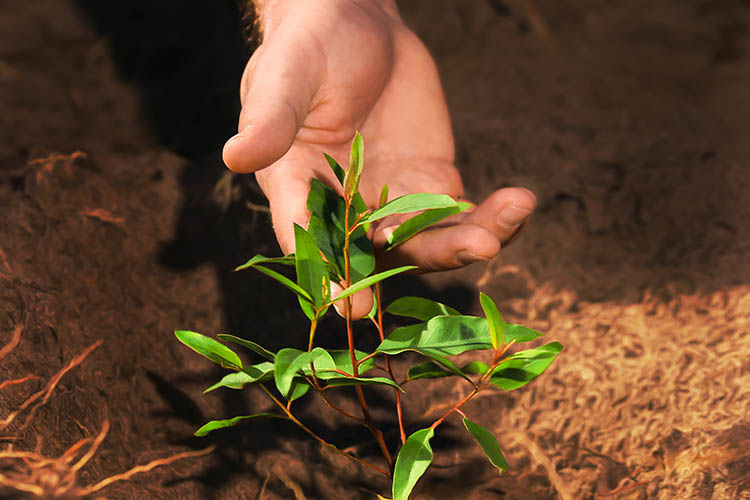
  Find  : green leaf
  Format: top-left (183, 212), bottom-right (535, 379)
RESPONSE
top-left (344, 132), bottom-right (364, 199)
top-left (274, 348), bottom-right (336, 399)
top-left (480, 292), bottom-right (505, 351)
top-left (489, 342), bottom-right (563, 390)
top-left (194, 413), bottom-right (283, 437)
top-left (365, 289), bottom-right (379, 320)
top-left (217, 334), bottom-right (275, 361)
top-left (306, 180), bottom-right (374, 282)
top-left (361, 193), bottom-right (458, 224)
top-left (246, 264), bottom-right (314, 303)
top-left (320, 374), bottom-right (404, 391)
top-left (175, 330), bottom-right (242, 370)
top-left (392, 428), bottom-right (435, 500)
top-left (288, 378), bottom-right (311, 401)
top-left (386, 296), bottom-right (460, 321)
top-left (461, 360), bottom-right (489, 375)
top-left (407, 361), bottom-right (456, 380)
top-left (384, 202), bottom-right (472, 251)
top-left (327, 349), bottom-right (376, 375)
top-left (332, 266), bottom-right (417, 304)
top-left (462, 417), bottom-right (508, 474)
top-left (377, 315), bottom-right (491, 356)
top-left (235, 254), bottom-right (296, 271)
top-left (505, 323), bottom-right (544, 344)
top-left (324, 153), bottom-right (345, 184)
top-left (294, 224), bottom-right (329, 308)
top-left (378, 184), bottom-right (389, 208)
top-left (203, 362), bottom-right (274, 393)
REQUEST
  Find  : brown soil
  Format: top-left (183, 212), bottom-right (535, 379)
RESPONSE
top-left (1, 0), bottom-right (749, 499)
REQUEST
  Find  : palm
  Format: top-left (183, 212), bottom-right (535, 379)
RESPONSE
top-left (223, 1), bottom-right (536, 315)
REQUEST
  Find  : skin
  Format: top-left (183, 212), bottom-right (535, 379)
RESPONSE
top-left (223, 0), bottom-right (537, 317)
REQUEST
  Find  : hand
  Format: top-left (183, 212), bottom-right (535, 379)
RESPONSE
top-left (223, 0), bottom-right (536, 317)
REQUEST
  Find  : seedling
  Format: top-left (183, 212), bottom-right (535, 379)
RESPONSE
top-left (177, 133), bottom-right (562, 499)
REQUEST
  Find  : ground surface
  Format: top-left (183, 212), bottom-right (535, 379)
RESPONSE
top-left (1, 1), bottom-right (749, 499)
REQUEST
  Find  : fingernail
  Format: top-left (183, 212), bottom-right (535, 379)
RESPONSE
top-left (457, 250), bottom-right (490, 265)
top-left (497, 205), bottom-right (532, 229)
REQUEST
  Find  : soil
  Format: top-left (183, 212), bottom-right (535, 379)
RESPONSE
top-left (1, 0), bottom-right (749, 499)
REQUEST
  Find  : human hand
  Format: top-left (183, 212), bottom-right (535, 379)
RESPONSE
top-left (223, 0), bottom-right (536, 317)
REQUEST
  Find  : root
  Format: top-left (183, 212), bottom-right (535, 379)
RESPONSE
top-left (0, 324), bottom-right (23, 361)
top-left (0, 340), bottom-right (102, 432)
top-left (0, 417), bottom-right (213, 498)
top-left (74, 444), bottom-right (214, 496)
top-left (511, 432), bottom-right (574, 500)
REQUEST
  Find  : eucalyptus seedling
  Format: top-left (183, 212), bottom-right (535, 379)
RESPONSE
top-left (176, 132), bottom-right (562, 499)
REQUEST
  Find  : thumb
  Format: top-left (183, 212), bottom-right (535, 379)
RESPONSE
top-left (222, 40), bottom-right (323, 174)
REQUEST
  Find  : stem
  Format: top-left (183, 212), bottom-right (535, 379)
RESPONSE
top-left (430, 387), bottom-right (479, 430)
top-left (258, 383), bottom-right (388, 476)
top-left (492, 339), bottom-right (516, 365)
top-left (343, 198), bottom-right (394, 470)
top-left (375, 282), bottom-right (406, 446)
top-left (355, 349), bottom-right (380, 368)
top-left (429, 340), bottom-right (518, 430)
top-left (308, 317), bottom-right (318, 352)
top-left (308, 376), bottom-right (367, 424)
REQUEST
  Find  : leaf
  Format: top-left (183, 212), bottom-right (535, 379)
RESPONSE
top-left (217, 334), bottom-right (275, 361)
top-left (386, 296), bottom-right (460, 322)
top-left (306, 179), bottom-right (374, 282)
top-left (392, 428), bottom-right (435, 500)
top-left (324, 153), bottom-right (345, 184)
top-left (294, 224), bottom-right (329, 309)
top-left (321, 374), bottom-right (404, 391)
top-left (365, 289), bottom-right (379, 320)
top-left (235, 254), bottom-right (296, 271)
top-left (461, 360), bottom-right (489, 375)
top-left (480, 292), bottom-right (505, 350)
top-left (462, 417), bottom-right (508, 474)
top-left (175, 330), bottom-right (242, 370)
top-left (489, 342), bottom-right (563, 391)
top-left (407, 361), bottom-right (456, 380)
top-left (384, 202), bottom-right (472, 251)
top-left (298, 295), bottom-right (316, 321)
top-left (344, 131), bottom-right (364, 199)
top-left (505, 323), bottom-right (544, 344)
top-left (378, 184), bottom-right (389, 208)
top-left (273, 348), bottom-right (336, 399)
top-left (332, 266), bottom-right (417, 303)
top-left (377, 315), bottom-right (491, 356)
top-left (361, 193), bottom-right (458, 224)
top-left (194, 413), bottom-right (283, 437)
top-left (246, 264), bottom-right (314, 303)
top-left (203, 362), bottom-right (274, 393)
top-left (288, 378), bottom-right (311, 401)
top-left (327, 349), bottom-right (376, 375)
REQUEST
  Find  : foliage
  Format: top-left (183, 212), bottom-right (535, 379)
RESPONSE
top-left (176, 132), bottom-right (562, 499)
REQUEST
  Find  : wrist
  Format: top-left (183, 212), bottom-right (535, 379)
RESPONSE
top-left (253, 0), bottom-right (400, 39)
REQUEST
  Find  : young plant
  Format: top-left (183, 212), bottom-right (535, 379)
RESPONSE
top-left (176, 133), bottom-right (562, 499)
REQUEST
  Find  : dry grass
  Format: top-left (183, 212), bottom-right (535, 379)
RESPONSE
top-left (496, 282), bottom-right (750, 499)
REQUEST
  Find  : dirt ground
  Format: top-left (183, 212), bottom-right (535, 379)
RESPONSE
top-left (1, 0), bottom-right (749, 499)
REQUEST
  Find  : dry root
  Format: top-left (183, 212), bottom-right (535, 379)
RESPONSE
top-left (1, 326), bottom-right (213, 498)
